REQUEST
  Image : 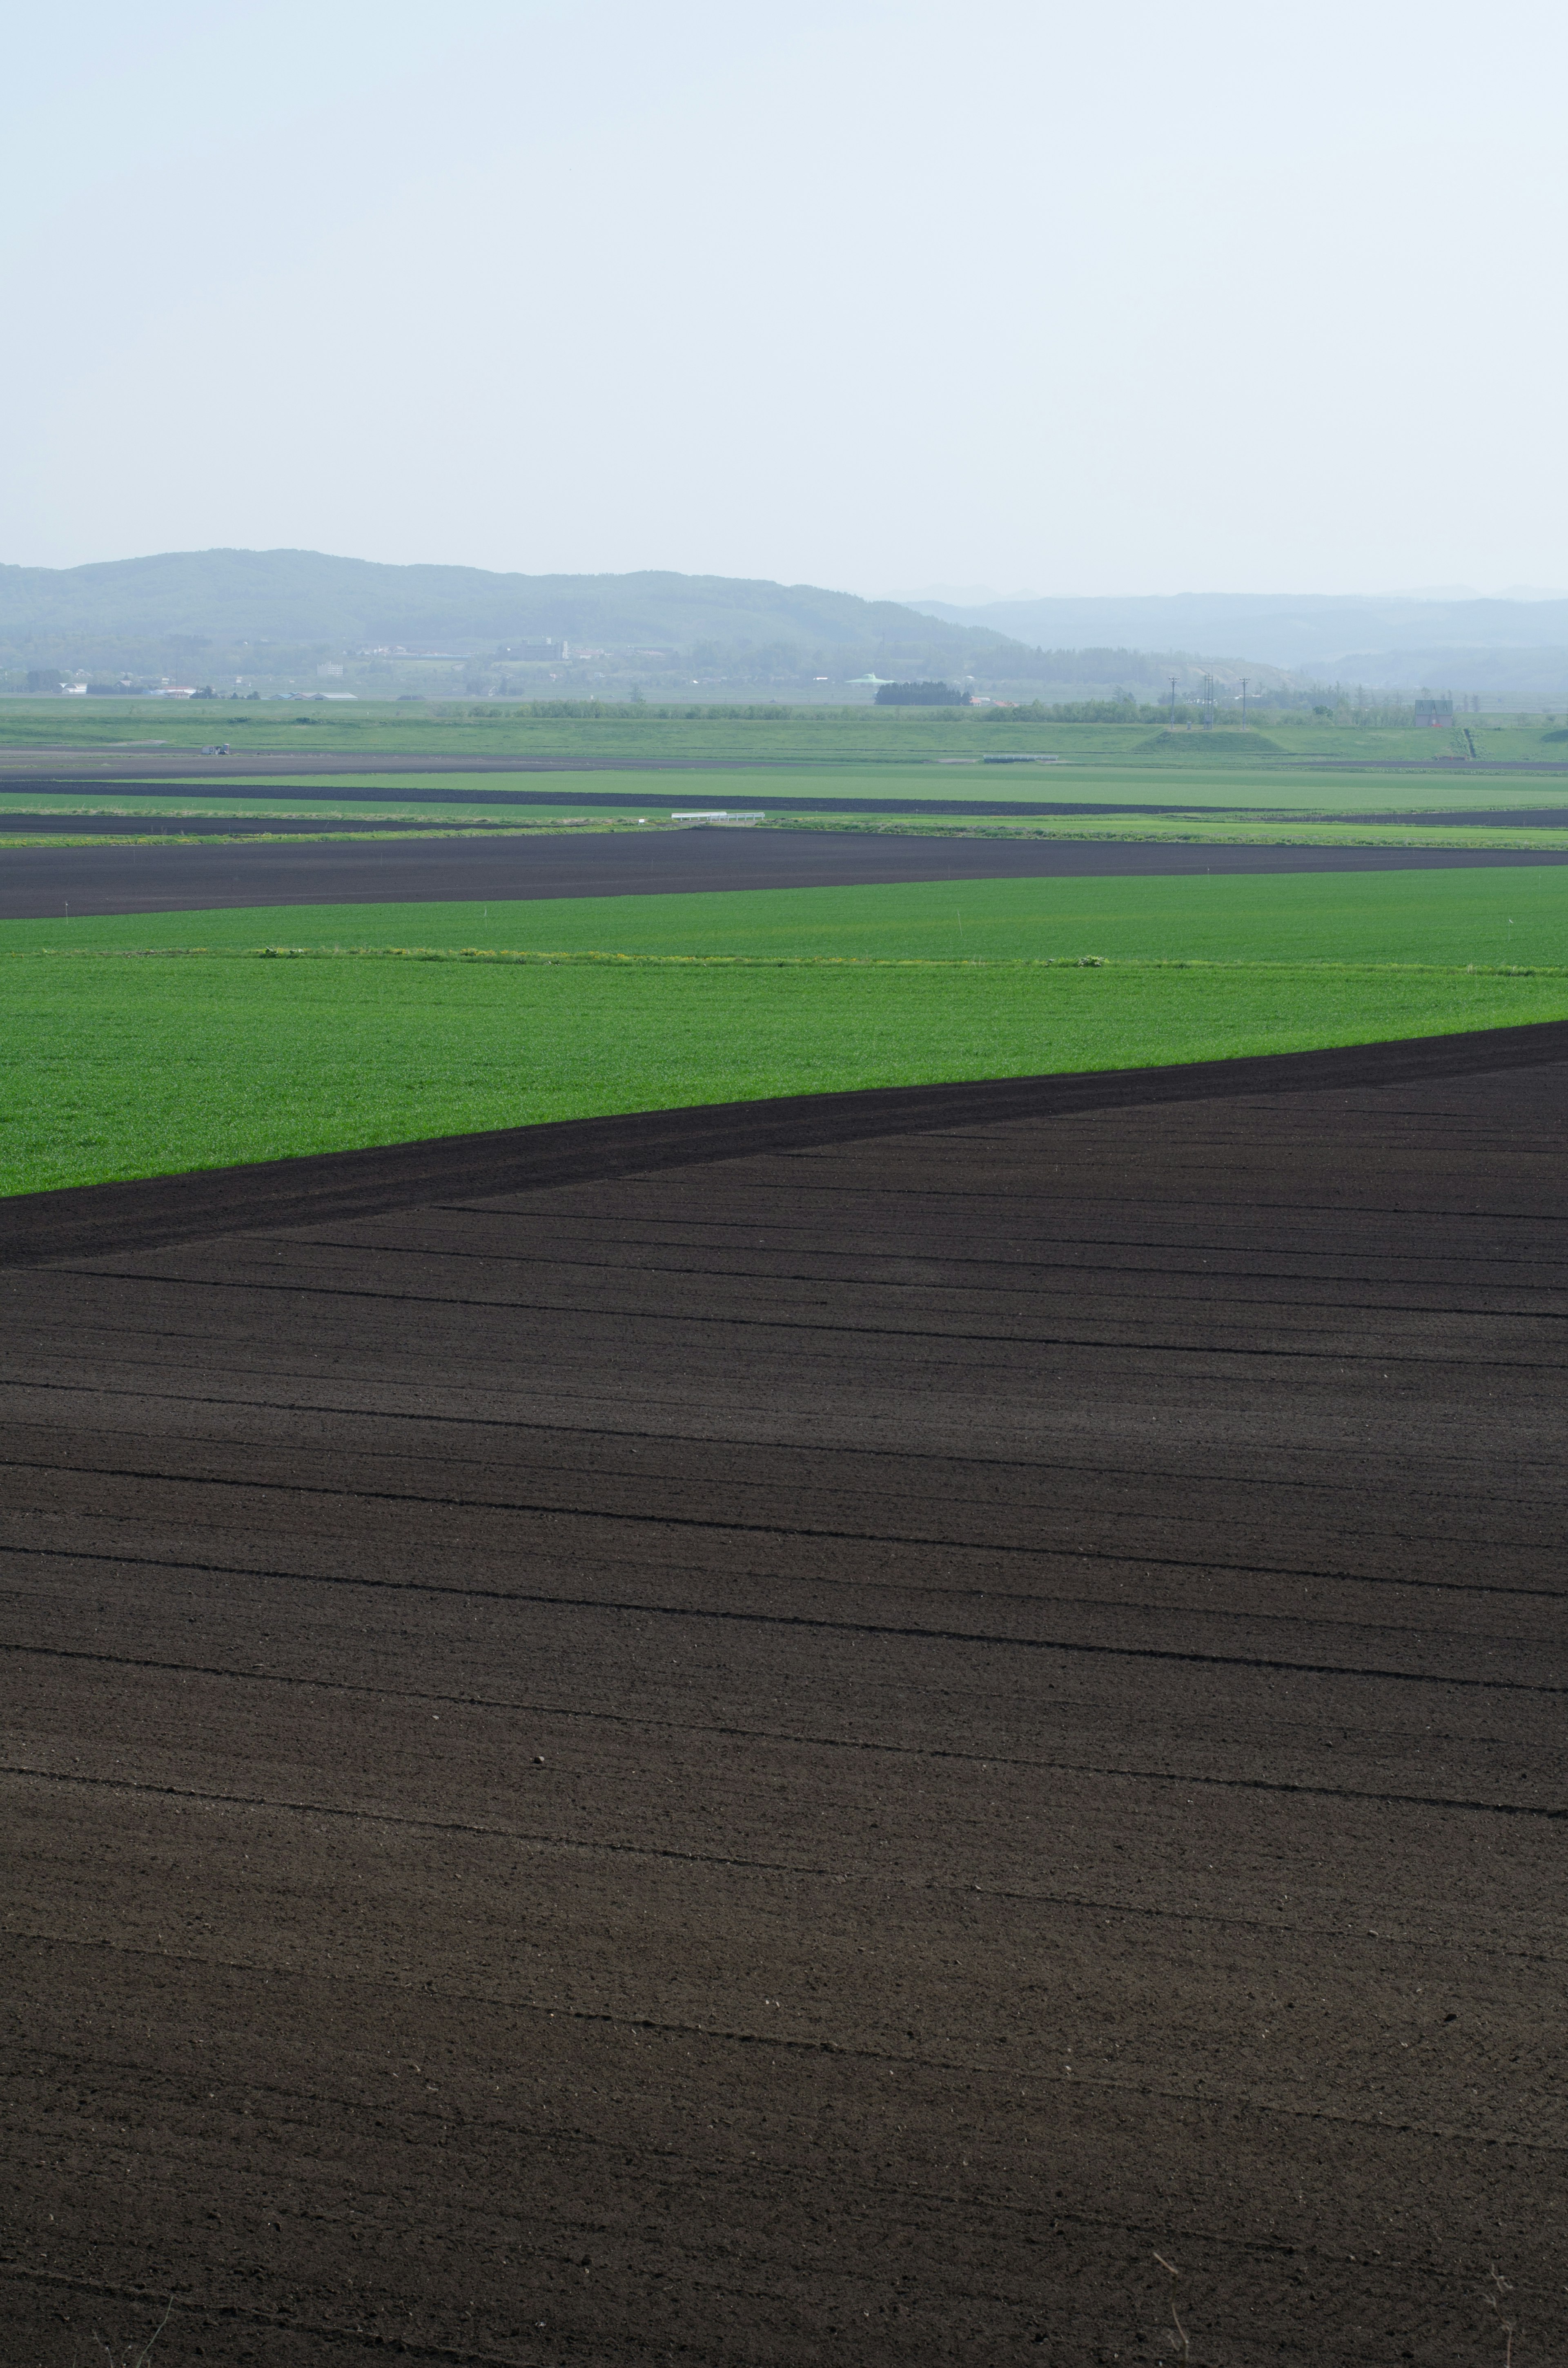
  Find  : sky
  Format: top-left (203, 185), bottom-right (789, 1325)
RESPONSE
top-left (4, 0), bottom-right (1565, 598)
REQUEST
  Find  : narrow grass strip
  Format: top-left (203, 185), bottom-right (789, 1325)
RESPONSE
top-left (7, 946), bottom-right (1565, 978)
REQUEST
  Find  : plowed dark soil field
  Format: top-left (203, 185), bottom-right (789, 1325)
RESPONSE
top-left (7, 824), bottom-right (1568, 921)
top-left (4, 1035), bottom-right (1565, 2366)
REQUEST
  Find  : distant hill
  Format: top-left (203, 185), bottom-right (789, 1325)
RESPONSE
top-left (0, 549), bottom-right (1029, 680)
top-left (10, 553), bottom-right (1561, 702)
top-left (907, 591), bottom-right (1568, 676)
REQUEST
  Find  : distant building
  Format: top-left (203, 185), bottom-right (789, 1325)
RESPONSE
top-left (1414, 696), bottom-right (1453, 726)
top-left (874, 680), bottom-right (971, 706)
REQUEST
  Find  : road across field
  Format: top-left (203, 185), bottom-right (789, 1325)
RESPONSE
top-left (6, 821), bottom-right (1568, 920)
top-left (3, 1028), bottom-right (1565, 2363)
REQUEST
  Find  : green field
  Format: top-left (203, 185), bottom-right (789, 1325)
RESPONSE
top-left (5, 868), bottom-right (1565, 1196)
top-left (12, 865), bottom-right (1568, 966)
top-left (2, 696), bottom-right (1566, 774)
top-left (4, 959), bottom-right (1561, 1201)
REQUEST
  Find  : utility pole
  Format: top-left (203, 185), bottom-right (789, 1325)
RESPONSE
top-left (1170, 674), bottom-right (1177, 727)
top-left (1241, 678), bottom-right (1247, 729)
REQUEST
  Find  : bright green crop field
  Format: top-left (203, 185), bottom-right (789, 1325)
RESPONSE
top-left (6, 957), bottom-right (1562, 1198)
top-left (10, 863), bottom-right (1568, 965)
top-left (4, 867), bottom-right (1566, 1195)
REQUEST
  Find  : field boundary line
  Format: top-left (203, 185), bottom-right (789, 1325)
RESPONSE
top-left (8, 946), bottom-right (1568, 977)
top-left (4, 1019), bottom-right (1567, 1267)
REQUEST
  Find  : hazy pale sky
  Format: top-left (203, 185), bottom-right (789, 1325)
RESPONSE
top-left (5, 0), bottom-right (1564, 596)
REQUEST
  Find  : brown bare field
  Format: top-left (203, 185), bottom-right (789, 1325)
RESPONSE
top-left (6, 823), bottom-right (1568, 921)
top-left (3, 1036), bottom-right (1565, 2365)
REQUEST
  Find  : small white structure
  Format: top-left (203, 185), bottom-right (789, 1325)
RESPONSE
top-left (669, 810), bottom-right (764, 826)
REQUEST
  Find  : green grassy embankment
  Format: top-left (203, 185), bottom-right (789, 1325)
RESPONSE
top-left (4, 868), bottom-right (1566, 1195)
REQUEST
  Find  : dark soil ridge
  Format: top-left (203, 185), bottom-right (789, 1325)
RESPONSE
top-left (8, 1017), bottom-right (1567, 1269)
top-left (10, 824), bottom-right (1568, 923)
top-left (5, 754), bottom-right (1568, 809)
top-left (0, 810), bottom-right (560, 836)
top-left (7, 790), bottom-right (1568, 830)
top-left (0, 770), bottom-right (1274, 818)
top-left (4, 738), bottom-right (1568, 778)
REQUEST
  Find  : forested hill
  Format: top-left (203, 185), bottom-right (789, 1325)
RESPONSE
top-left (0, 549), bottom-right (1026, 669)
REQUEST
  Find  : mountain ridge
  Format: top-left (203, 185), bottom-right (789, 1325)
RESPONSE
top-left (6, 552), bottom-right (1565, 700)
top-left (0, 548), bottom-right (1024, 664)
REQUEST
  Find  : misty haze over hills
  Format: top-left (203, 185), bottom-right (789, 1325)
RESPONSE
top-left (902, 592), bottom-right (1568, 693)
top-left (1, 550), bottom-right (1566, 702)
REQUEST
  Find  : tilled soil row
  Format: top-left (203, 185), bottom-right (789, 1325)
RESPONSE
top-left (3, 1055), bottom-right (1566, 2364)
top-left (7, 821), bottom-right (1568, 920)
